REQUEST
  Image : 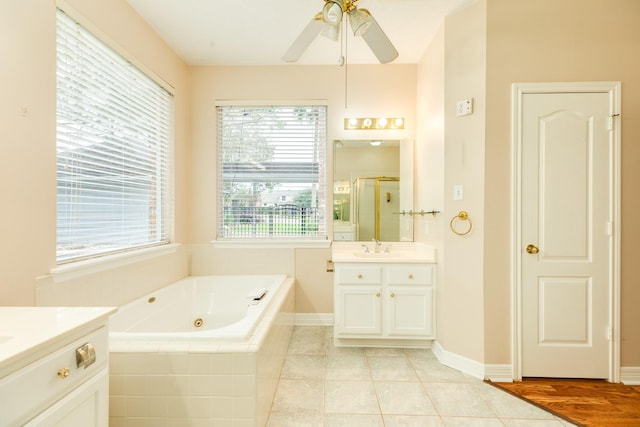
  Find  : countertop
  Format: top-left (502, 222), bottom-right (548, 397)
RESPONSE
top-left (331, 250), bottom-right (437, 263)
top-left (331, 242), bottom-right (437, 263)
top-left (0, 306), bottom-right (116, 377)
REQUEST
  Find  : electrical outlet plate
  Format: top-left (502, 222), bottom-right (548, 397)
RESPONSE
top-left (456, 98), bottom-right (473, 117)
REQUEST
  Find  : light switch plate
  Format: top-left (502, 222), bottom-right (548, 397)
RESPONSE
top-left (453, 184), bottom-right (464, 200)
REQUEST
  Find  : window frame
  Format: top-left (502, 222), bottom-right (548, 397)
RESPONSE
top-left (55, 5), bottom-right (175, 265)
top-left (214, 101), bottom-right (329, 247)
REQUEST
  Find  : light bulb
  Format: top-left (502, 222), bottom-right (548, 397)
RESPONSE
top-left (323, 1), bottom-right (343, 25)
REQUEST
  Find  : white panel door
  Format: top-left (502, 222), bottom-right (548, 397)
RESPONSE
top-left (520, 90), bottom-right (612, 378)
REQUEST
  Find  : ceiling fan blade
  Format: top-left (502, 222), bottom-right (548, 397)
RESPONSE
top-left (282, 16), bottom-right (324, 62)
top-left (361, 14), bottom-right (399, 64)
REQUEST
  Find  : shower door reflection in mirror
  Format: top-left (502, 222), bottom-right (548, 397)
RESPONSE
top-left (355, 177), bottom-right (400, 241)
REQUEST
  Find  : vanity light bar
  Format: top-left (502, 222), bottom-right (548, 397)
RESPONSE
top-left (344, 117), bottom-right (405, 130)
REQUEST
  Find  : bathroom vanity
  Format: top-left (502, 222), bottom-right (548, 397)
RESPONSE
top-left (0, 306), bottom-right (115, 426)
top-left (332, 243), bottom-right (436, 347)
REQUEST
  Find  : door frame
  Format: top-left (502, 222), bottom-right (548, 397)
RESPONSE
top-left (511, 82), bottom-right (621, 382)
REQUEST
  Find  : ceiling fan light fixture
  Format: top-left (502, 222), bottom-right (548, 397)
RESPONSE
top-left (348, 8), bottom-right (372, 36)
top-left (321, 21), bottom-right (341, 41)
top-left (322, 0), bottom-right (343, 25)
top-left (283, 0), bottom-right (398, 65)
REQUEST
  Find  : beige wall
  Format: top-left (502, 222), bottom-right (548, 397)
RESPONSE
top-left (188, 65), bottom-right (418, 313)
top-left (483, 0), bottom-right (640, 366)
top-left (441, 1), bottom-right (488, 363)
top-left (1, 0), bottom-right (190, 306)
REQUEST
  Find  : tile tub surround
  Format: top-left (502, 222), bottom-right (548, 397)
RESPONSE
top-left (267, 326), bottom-right (579, 426)
top-left (108, 279), bottom-right (294, 427)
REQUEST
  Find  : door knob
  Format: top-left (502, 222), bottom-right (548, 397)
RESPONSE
top-left (526, 244), bottom-right (539, 254)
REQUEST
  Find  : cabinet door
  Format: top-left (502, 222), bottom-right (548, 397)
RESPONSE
top-left (25, 369), bottom-right (109, 427)
top-left (335, 286), bottom-right (382, 335)
top-left (387, 286), bottom-right (434, 337)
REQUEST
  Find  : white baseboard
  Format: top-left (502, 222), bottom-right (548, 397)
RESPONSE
top-left (294, 313), bottom-right (334, 326)
top-left (621, 367), bottom-right (640, 385)
top-left (484, 364), bottom-right (514, 383)
top-left (431, 341), bottom-right (486, 380)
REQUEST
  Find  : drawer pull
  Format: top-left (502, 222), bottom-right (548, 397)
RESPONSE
top-left (408, 274), bottom-right (414, 279)
top-left (57, 367), bottom-right (70, 379)
top-left (76, 343), bottom-right (97, 369)
top-left (375, 292), bottom-right (381, 298)
top-left (357, 274), bottom-right (363, 279)
top-left (390, 293), bottom-right (395, 298)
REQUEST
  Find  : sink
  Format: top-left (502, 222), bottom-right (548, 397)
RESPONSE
top-left (353, 251), bottom-right (402, 258)
top-left (331, 243), bottom-right (437, 263)
top-left (0, 336), bottom-right (12, 344)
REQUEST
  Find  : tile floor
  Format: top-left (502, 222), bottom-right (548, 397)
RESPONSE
top-left (266, 326), bottom-right (577, 427)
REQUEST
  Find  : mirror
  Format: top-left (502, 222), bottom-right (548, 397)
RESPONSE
top-left (333, 139), bottom-right (413, 242)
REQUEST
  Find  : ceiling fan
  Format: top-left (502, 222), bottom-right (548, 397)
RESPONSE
top-left (283, 0), bottom-right (399, 64)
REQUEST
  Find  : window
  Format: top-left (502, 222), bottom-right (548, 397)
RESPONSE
top-left (216, 104), bottom-right (327, 240)
top-left (56, 9), bottom-right (173, 263)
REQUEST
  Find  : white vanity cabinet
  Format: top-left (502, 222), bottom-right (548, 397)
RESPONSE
top-left (334, 262), bottom-right (435, 346)
top-left (0, 307), bottom-right (115, 427)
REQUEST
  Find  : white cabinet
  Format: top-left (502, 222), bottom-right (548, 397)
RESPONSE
top-left (0, 307), bottom-right (114, 427)
top-left (334, 262), bottom-right (435, 346)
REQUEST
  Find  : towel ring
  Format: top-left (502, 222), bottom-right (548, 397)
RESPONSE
top-left (450, 211), bottom-right (472, 236)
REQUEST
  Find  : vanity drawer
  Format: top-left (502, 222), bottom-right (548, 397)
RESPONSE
top-left (386, 265), bottom-right (434, 285)
top-left (336, 265), bottom-right (382, 284)
top-left (0, 326), bottom-right (109, 426)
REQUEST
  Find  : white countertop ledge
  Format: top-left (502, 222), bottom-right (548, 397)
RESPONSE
top-left (0, 306), bottom-right (116, 377)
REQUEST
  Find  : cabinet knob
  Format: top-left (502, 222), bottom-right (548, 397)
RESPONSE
top-left (375, 292), bottom-right (381, 298)
top-left (390, 292), bottom-right (395, 298)
top-left (408, 274), bottom-right (414, 279)
top-left (357, 274), bottom-right (363, 279)
top-left (57, 367), bottom-right (70, 379)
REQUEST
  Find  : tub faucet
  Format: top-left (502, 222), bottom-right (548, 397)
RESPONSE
top-left (372, 238), bottom-right (382, 253)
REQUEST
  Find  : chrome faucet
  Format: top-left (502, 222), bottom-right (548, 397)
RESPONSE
top-left (361, 244), bottom-right (370, 253)
top-left (372, 238), bottom-right (382, 253)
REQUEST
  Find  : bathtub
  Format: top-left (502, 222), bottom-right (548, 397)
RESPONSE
top-left (110, 274), bottom-right (287, 341)
top-left (108, 274), bottom-right (295, 426)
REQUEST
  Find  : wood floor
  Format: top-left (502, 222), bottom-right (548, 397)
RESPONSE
top-left (488, 378), bottom-right (640, 427)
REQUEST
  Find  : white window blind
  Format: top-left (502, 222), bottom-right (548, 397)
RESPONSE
top-left (56, 9), bottom-right (173, 263)
top-left (216, 105), bottom-right (327, 240)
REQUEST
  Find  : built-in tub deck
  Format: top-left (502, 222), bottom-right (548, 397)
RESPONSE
top-left (108, 274), bottom-right (295, 426)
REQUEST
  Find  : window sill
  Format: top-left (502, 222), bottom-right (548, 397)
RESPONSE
top-left (212, 240), bottom-right (331, 249)
top-left (50, 243), bottom-right (181, 283)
